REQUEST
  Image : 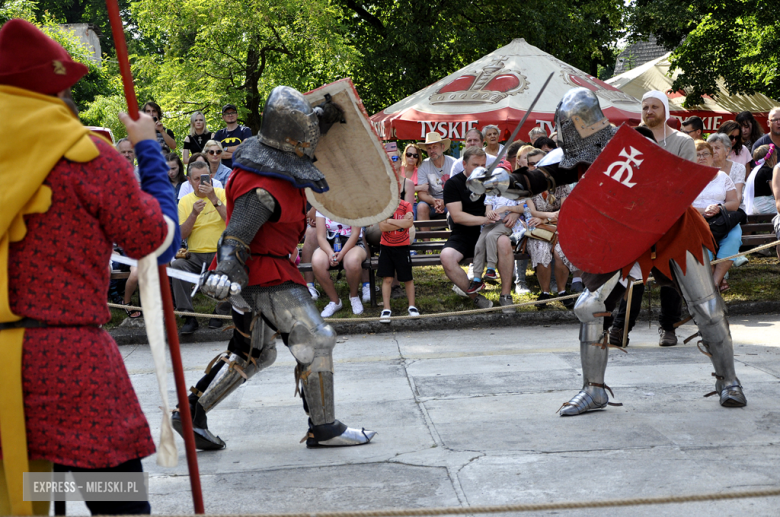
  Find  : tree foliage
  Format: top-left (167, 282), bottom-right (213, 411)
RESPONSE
top-left (3, 0), bottom-right (634, 140)
top-left (16, 0), bottom-right (134, 53)
top-left (628, 0), bottom-right (780, 105)
top-left (130, 0), bottom-right (358, 134)
top-left (338, 0), bottom-right (626, 114)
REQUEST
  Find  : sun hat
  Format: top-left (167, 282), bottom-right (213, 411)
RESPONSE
top-left (417, 131), bottom-right (452, 152)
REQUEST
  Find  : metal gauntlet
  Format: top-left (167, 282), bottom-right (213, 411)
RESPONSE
top-left (201, 236), bottom-right (250, 300)
top-left (215, 236), bottom-right (250, 287)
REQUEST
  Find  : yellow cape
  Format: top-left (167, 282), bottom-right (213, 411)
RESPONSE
top-left (0, 85), bottom-right (99, 516)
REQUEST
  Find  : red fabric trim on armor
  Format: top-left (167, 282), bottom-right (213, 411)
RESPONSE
top-left (226, 170), bottom-right (307, 287)
top-left (622, 206), bottom-right (716, 282)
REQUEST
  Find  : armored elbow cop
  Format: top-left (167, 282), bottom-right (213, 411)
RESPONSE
top-left (215, 236), bottom-right (250, 288)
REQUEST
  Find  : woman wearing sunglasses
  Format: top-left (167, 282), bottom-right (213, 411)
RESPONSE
top-left (202, 139), bottom-right (233, 185)
top-left (400, 143), bottom-right (423, 217)
top-left (718, 120), bottom-right (752, 175)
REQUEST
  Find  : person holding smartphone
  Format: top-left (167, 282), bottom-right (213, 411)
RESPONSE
top-left (141, 101), bottom-right (176, 152)
top-left (172, 161), bottom-right (227, 334)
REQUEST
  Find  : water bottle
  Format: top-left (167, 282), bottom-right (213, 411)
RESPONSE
top-left (333, 237), bottom-right (342, 253)
top-left (523, 203), bottom-right (535, 231)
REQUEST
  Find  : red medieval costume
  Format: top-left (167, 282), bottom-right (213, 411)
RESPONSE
top-left (172, 85), bottom-right (376, 451)
top-left (0, 19), bottom-right (178, 516)
top-left (468, 87), bottom-right (746, 417)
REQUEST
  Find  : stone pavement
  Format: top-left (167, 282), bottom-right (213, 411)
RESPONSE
top-left (76, 314), bottom-right (780, 515)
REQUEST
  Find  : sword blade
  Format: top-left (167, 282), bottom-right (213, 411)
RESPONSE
top-left (485, 72), bottom-right (554, 176)
top-left (111, 254), bottom-right (201, 284)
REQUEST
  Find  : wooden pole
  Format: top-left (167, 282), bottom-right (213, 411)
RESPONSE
top-left (105, 1), bottom-right (205, 512)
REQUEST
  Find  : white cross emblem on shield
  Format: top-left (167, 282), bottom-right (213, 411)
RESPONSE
top-left (603, 146), bottom-right (643, 188)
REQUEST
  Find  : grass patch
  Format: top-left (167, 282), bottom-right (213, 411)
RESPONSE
top-left (105, 254), bottom-right (780, 328)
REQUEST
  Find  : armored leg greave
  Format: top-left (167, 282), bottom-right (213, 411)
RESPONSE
top-left (175, 284), bottom-right (375, 448)
top-left (250, 284), bottom-right (375, 446)
top-left (172, 310), bottom-right (277, 450)
top-left (560, 273), bottom-right (621, 416)
top-left (198, 317), bottom-right (278, 413)
top-left (671, 249), bottom-right (746, 407)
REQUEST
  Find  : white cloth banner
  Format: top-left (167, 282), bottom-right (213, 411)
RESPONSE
top-left (743, 157), bottom-right (764, 215)
top-left (137, 216), bottom-right (178, 467)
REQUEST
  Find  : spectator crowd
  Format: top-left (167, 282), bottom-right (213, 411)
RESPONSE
top-left (110, 98), bottom-right (780, 343)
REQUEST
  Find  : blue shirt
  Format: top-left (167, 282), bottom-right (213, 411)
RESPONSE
top-left (214, 163), bottom-right (233, 186)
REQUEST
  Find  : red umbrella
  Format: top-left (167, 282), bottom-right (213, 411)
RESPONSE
top-left (372, 38), bottom-right (642, 142)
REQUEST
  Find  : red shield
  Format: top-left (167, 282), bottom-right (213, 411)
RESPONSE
top-left (558, 124), bottom-right (716, 273)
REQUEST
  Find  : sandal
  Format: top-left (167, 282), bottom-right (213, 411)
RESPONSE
top-left (120, 302), bottom-right (142, 319)
top-left (719, 280), bottom-right (730, 293)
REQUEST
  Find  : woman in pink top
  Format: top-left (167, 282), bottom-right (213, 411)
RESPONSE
top-left (719, 120), bottom-right (752, 175)
top-left (401, 143), bottom-right (423, 216)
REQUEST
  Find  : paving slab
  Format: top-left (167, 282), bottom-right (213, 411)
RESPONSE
top-left (63, 314), bottom-right (780, 515)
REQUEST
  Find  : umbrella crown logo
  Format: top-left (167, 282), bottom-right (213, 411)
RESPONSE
top-left (429, 58), bottom-right (529, 105)
top-left (550, 57), bottom-right (639, 106)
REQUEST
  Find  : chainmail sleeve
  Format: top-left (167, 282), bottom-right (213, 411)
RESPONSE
top-left (224, 188), bottom-right (279, 243)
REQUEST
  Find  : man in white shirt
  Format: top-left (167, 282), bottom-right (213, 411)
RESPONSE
top-left (451, 129), bottom-right (496, 176)
top-left (611, 91), bottom-right (696, 347)
top-left (417, 131), bottom-right (457, 220)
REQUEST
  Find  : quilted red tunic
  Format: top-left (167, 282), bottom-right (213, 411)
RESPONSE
top-left (225, 169), bottom-right (307, 287)
top-left (0, 137), bottom-right (168, 468)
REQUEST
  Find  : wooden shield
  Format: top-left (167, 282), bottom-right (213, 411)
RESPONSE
top-left (304, 79), bottom-right (398, 227)
top-left (558, 124), bottom-right (716, 273)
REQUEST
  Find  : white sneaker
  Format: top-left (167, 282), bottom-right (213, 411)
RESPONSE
top-left (408, 306), bottom-right (420, 317)
top-left (380, 309), bottom-right (392, 323)
top-left (452, 284), bottom-right (469, 298)
top-left (350, 296), bottom-right (364, 315)
top-left (362, 283), bottom-right (371, 303)
top-left (307, 283), bottom-right (320, 300)
top-left (514, 281), bottom-right (530, 295)
top-left (320, 300), bottom-right (342, 318)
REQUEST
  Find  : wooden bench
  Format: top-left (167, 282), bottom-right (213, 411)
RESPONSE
top-left (110, 214), bottom-right (777, 308)
top-left (740, 214), bottom-right (777, 248)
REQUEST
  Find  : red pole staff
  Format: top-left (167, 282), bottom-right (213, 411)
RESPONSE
top-left (104, 1), bottom-right (205, 513)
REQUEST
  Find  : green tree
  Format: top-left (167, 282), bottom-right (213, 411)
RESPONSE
top-left (628, 0), bottom-right (780, 105)
top-left (129, 0), bottom-right (358, 135)
top-left (338, 0), bottom-right (626, 114)
top-left (0, 0), bottom-right (36, 23)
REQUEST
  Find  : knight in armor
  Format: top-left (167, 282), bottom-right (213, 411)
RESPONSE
top-left (172, 86), bottom-right (376, 448)
top-left (468, 88), bottom-right (746, 415)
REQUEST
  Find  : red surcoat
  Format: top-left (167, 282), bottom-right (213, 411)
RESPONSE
top-left (226, 169), bottom-right (307, 287)
top-left (1, 137), bottom-right (167, 468)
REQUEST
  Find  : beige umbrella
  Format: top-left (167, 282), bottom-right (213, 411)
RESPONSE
top-left (606, 52), bottom-right (778, 130)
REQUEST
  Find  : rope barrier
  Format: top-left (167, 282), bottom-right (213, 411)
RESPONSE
top-left (110, 486), bottom-right (780, 516)
top-left (108, 303), bottom-right (234, 320)
top-left (710, 238), bottom-right (779, 265)
top-left (110, 239), bottom-right (779, 324)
